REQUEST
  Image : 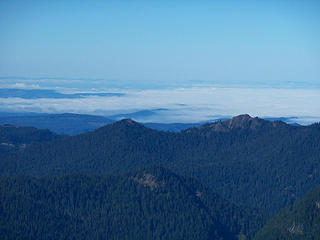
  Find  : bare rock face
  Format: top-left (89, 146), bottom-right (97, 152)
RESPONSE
top-left (132, 173), bottom-right (159, 190)
top-left (187, 114), bottom-right (290, 136)
top-left (208, 114), bottom-right (266, 132)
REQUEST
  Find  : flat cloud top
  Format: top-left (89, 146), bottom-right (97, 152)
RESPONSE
top-left (0, 86), bottom-right (319, 125)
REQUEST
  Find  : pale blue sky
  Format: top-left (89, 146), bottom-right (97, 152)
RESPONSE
top-left (1, 0), bottom-right (319, 89)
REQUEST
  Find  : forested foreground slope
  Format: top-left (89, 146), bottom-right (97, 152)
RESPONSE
top-left (1, 115), bottom-right (320, 220)
top-left (0, 167), bottom-right (260, 240)
top-left (254, 185), bottom-right (320, 240)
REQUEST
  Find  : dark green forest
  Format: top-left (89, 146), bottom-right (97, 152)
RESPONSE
top-left (1, 116), bottom-right (320, 218)
top-left (0, 167), bottom-right (260, 240)
top-left (0, 114), bottom-right (319, 239)
top-left (254, 184), bottom-right (320, 240)
top-left (0, 124), bottom-right (64, 154)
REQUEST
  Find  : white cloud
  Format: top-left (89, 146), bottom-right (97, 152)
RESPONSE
top-left (0, 86), bottom-right (319, 124)
top-left (0, 82), bottom-right (41, 89)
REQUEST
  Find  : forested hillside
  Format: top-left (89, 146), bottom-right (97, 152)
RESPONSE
top-left (1, 115), bottom-right (319, 222)
top-left (0, 167), bottom-right (260, 240)
top-left (0, 124), bottom-right (64, 154)
top-left (254, 184), bottom-right (320, 240)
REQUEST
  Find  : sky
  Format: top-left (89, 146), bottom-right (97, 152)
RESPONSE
top-left (0, 0), bottom-right (319, 123)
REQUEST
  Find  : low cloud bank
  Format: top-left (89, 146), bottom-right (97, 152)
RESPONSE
top-left (0, 86), bottom-right (319, 125)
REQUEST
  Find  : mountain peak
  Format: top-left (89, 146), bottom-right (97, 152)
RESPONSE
top-left (227, 114), bottom-right (257, 128)
top-left (228, 114), bottom-right (252, 124)
top-left (119, 118), bottom-right (136, 124)
top-left (231, 114), bottom-right (252, 121)
top-left (205, 114), bottom-right (269, 132)
top-left (97, 118), bottom-right (151, 133)
top-left (113, 118), bottom-right (142, 127)
top-left (184, 114), bottom-right (290, 135)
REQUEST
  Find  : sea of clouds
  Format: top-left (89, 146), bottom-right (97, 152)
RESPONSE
top-left (0, 81), bottom-right (319, 125)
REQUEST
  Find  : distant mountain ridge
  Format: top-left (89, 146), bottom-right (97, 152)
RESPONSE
top-left (0, 112), bottom-right (304, 135)
top-left (210, 114), bottom-right (264, 131)
top-left (0, 113), bottom-right (114, 135)
top-left (189, 114), bottom-right (289, 134)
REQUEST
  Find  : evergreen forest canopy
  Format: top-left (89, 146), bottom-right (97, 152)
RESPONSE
top-left (0, 124), bottom-right (64, 154)
top-left (0, 114), bottom-right (319, 239)
top-left (254, 185), bottom-right (320, 240)
top-left (0, 167), bottom-right (261, 240)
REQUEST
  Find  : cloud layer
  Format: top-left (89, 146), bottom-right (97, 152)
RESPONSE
top-left (0, 86), bottom-right (319, 125)
top-left (0, 88), bottom-right (124, 99)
